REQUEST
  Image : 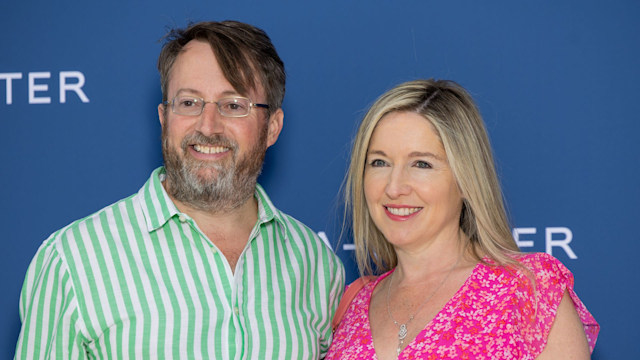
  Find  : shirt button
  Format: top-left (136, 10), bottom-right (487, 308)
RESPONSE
top-left (178, 215), bottom-right (187, 223)
top-left (234, 306), bottom-right (239, 314)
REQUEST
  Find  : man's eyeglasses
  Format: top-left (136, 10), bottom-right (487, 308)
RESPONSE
top-left (164, 96), bottom-right (269, 117)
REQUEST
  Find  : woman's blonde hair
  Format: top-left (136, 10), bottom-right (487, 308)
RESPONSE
top-left (346, 79), bottom-right (520, 275)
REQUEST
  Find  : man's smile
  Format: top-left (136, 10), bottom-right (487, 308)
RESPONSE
top-left (192, 144), bottom-right (230, 154)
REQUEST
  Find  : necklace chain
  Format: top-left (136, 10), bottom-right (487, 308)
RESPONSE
top-left (386, 255), bottom-right (462, 357)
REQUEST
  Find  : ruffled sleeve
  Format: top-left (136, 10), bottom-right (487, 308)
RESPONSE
top-left (519, 253), bottom-right (599, 354)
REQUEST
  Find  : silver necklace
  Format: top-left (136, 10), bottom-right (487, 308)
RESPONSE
top-left (386, 255), bottom-right (462, 357)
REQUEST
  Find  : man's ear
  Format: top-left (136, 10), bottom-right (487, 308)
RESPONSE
top-left (158, 103), bottom-right (166, 129)
top-left (266, 108), bottom-right (284, 148)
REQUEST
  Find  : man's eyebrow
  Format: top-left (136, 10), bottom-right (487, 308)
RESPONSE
top-left (219, 90), bottom-right (241, 97)
top-left (175, 89), bottom-right (241, 98)
top-left (174, 88), bottom-right (203, 97)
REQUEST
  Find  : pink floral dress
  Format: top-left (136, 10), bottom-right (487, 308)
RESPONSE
top-left (326, 253), bottom-right (599, 359)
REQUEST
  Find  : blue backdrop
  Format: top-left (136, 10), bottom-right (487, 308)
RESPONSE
top-left (2, 1), bottom-right (638, 358)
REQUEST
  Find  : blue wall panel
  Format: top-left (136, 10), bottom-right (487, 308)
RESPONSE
top-left (2, 1), bottom-right (638, 358)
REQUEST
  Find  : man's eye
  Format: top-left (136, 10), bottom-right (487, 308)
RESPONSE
top-left (178, 98), bottom-right (198, 107)
top-left (222, 101), bottom-right (248, 112)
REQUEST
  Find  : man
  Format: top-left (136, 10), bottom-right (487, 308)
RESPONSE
top-left (15, 21), bottom-right (344, 359)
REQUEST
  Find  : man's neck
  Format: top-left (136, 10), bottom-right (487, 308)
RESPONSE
top-left (168, 190), bottom-right (260, 273)
top-left (172, 195), bottom-right (259, 231)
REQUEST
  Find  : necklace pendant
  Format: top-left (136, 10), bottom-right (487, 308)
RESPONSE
top-left (398, 324), bottom-right (408, 340)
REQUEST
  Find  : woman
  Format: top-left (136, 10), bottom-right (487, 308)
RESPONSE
top-left (327, 80), bottom-right (599, 359)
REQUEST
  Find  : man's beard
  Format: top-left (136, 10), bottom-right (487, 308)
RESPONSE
top-left (162, 125), bottom-right (268, 212)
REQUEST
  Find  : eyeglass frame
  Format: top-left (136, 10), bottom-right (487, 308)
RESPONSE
top-left (162, 95), bottom-right (270, 118)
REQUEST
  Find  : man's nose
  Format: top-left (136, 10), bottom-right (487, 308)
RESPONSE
top-left (195, 102), bottom-right (225, 135)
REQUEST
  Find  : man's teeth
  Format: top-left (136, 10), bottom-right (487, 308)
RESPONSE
top-left (193, 144), bottom-right (229, 154)
top-left (386, 207), bottom-right (421, 216)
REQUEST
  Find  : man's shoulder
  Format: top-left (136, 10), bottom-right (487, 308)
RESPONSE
top-left (272, 209), bottom-right (337, 254)
top-left (45, 192), bottom-right (139, 248)
top-left (45, 169), bottom-right (164, 248)
top-left (274, 210), bottom-right (319, 237)
top-left (254, 185), bottom-right (336, 254)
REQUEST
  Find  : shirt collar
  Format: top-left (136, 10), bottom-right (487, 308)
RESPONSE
top-left (138, 167), bottom-right (180, 232)
top-left (254, 183), bottom-right (286, 228)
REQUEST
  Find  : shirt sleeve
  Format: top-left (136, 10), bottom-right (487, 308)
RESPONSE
top-left (521, 253), bottom-right (600, 355)
top-left (15, 239), bottom-right (87, 359)
top-left (319, 253), bottom-right (345, 358)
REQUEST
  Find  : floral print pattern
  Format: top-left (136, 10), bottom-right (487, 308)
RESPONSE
top-left (327, 253), bottom-right (599, 359)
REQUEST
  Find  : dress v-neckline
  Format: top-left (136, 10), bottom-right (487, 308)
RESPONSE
top-left (366, 261), bottom-right (484, 358)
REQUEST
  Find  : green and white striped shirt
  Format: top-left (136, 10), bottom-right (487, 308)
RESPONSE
top-left (15, 167), bottom-right (345, 359)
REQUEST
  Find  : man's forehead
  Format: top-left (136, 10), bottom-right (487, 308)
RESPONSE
top-left (169, 41), bottom-right (266, 101)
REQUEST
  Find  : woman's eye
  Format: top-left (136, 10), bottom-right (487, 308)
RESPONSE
top-left (369, 159), bottom-right (387, 167)
top-left (414, 160), bottom-right (432, 169)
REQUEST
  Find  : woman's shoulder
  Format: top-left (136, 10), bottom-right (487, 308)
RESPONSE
top-left (512, 252), bottom-right (574, 286)
top-left (511, 253), bottom-right (598, 353)
top-left (475, 252), bottom-right (573, 297)
top-left (515, 252), bottom-right (567, 269)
